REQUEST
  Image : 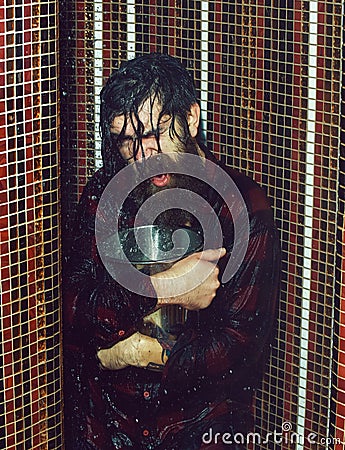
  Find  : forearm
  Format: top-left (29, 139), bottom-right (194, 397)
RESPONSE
top-left (150, 248), bottom-right (225, 310)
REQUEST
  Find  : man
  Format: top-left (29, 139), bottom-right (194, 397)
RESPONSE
top-left (64, 53), bottom-right (280, 449)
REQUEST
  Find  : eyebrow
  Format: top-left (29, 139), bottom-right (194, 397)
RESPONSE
top-left (111, 128), bottom-right (161, 141)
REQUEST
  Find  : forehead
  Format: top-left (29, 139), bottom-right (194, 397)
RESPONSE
top-left (110, 98), bottom-right (167, 135)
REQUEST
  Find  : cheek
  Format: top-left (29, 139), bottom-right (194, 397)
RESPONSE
top-left (118, 144), bottom-right (134, 162)
top-left (118, 148), bottom-right (128, 160)
top-left (159, 134), bottom-right (186, 154)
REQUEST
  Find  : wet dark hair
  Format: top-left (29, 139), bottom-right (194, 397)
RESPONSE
top-left (99, 53), bottom-right (199, 175)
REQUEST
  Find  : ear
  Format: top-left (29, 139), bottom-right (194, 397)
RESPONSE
top-left (187, 103), bottom-right (201, 138)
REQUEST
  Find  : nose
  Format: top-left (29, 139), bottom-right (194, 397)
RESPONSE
top-left (134, 136), bottom-right (159, 161)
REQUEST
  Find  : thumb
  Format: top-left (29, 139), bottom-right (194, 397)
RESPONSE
top-left (197, 247), bottom-right (226, 262)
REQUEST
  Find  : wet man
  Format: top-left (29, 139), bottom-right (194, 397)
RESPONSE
top-left (64, 53), bottom-right (280, 449)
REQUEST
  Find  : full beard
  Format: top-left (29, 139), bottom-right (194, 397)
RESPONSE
top-left (131, 148), bottom-right (205, 229)
top-left (127, 137), bottom-right (207, 230)
top-left (130, 172), bottom-right (208, 230)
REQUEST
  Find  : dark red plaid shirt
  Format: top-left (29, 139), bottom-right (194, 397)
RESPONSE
top-left (64, 149), bottom-right (281, 450)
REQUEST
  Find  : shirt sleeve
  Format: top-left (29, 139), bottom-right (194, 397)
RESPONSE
top-left (64, 173), bottom-right (157, 352)
top-left (160, 204), bottom-right (281, 399)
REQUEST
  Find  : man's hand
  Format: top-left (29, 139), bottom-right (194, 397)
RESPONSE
top-left (151, 248), bottom-right (226, 310)
top-left (97, 332), bottom-right (167, 370)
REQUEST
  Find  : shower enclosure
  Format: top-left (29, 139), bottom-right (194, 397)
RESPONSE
top-left (1, 0), bottom-right (344, 448)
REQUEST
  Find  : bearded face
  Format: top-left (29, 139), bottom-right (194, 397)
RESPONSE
top-left (112, 98), bottom-right (206, 230)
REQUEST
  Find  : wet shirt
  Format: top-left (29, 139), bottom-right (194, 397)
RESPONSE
top-left (63, 150), bottom-right (281, 449)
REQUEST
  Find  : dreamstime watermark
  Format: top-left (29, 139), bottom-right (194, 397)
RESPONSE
top-left (95, 153), bottom-right (250, 296)
top-left (202, 422), bottom-right (344, 446)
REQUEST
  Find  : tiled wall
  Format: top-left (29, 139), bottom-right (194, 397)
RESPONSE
top-left (0, 0), bottom-right (62, 448)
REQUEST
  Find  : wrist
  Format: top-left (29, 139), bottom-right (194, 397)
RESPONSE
top-left (137, 332), bottom-right (169, 368)
top-left (150, 273), bottom-right (179, 306)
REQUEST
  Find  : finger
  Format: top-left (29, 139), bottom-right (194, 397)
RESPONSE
top-left (197, 247), bottom-right (226, 262)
